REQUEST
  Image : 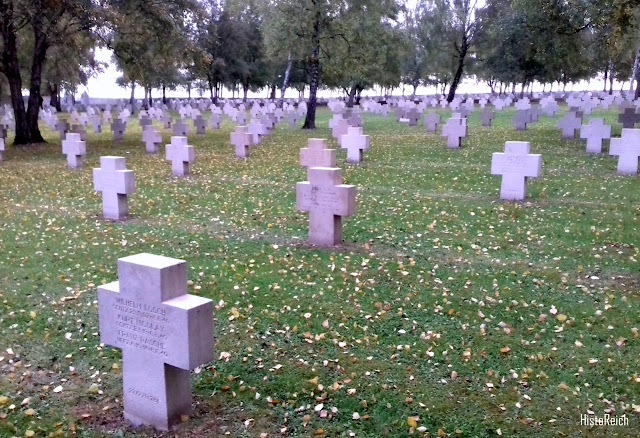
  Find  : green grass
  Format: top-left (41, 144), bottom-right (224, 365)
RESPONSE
top-left (0, 105), bottom-right (639, 437)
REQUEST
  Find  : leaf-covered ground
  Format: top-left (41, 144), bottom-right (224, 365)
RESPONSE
top-left (0, 106), bottom-right (638, 437)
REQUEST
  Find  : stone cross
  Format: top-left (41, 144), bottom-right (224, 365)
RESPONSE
top-left (97, 253), bottom-right (214, 431)
top-left (442, 117), bottom-right (468, 149)
top-left (139, 116), bottom-right (152, 129)
top-left (194, 116), bottom-right (206, 135)
top-left (406, 108), bottom-right (420, 126)
top-left (230, 126), bottom-right (253, 158)
top-left (287, 111), bottom-right (298, 127)
top-left (331, 118), bottom-right (349, 146)
top-left (91, 116), bottom-right (102, 134)
top-left (296, 167), bottom-right (356, 246)
top-left (481, 108), bottom-right (495, 127)
top-left (512, 110), bottom-right (530, 131)
top-left (618, 108), bottom-right (640, 129)
top-left (111, 119), bottom-right (126, 142)
top-left (424, 112), bottom-right (441, 133)
top-left (340, 126), bottom-right (370, 163)
top-left (300, 139), bottom-right (336, 178)
top-left (165, 136), bottom-right (195, 177)
top-left (0, 138), bottom-right (5, 163)
top-left (610, 128), bottom-right (640, 175)
top-left (209, 113), bottom-right (221, 130)
top-left (491, 141), bottom-right (542, 201)
top-left (162, 114), bottom-right (172, 130)
top-left (580, 118), bottom-right (611, 154)
top-left (93, 156), bottom-right (136, 220)
top-left (142, 125), bottom-right (162, 154)
top-left (71, 124), bottom-right (88, 141)
top-left (56, 119), bottom-right (69, 141)
top-left (173, 120), bottom-right (189, 137)
top-left (62, 133), bottom-right (86, 169)
top-left (557, 112), bottom-right (582, 139)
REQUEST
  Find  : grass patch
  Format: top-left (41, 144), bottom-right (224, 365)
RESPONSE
top-left (0, 106), bottom-right (639, 437)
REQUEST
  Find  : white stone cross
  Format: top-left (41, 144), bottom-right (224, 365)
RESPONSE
top-left (165, 136), bottom-right (195, 176)
top-left (300, 139), bottom-right (336, 177)
top-left (93, 156), bottom-right (136, 220)
top-left (296, 167), bottom-right (356, 246)
top-left (97, 253), bottom-right (214, 430)
top-left (610, 129), bottom-right (640, 175)
top-left (491, 141), bottom-right (542, 201)
top-left (62, 133), bottom-right (86, 169)
top-left (340, 126), bottom-right (370, 163)
top-left (0, 138), bottom-right (4, 163)
top-left (142, 125), bottom-right (162, 154)
top-left (230, 126), bottom-right (253, 158)
top-left (442, 117), bottom-right (468, 149)
top-left (580, 118), bottom-right (611, 154)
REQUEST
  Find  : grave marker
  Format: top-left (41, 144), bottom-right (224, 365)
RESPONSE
top-left (580, 118), bottom-right (611, 154)
top-left (93, 156), bottom-right (135, 220)
top-left (442, 117), bottom-right (467, 149)
top-left (618, 108), bottom-right (640, 129)
top-left (296, 167), bottom-right (356, 246)
top-left (491, 141), bottom-right (542, 201)
top-left (340, 126), bottom-right (370, 163)
top-left (97, 253), bottom-right (214, 430)
top-left (142, 125), bottom-right (162, 154)
top-left (62, 133), bottom-right (86, 169)
top-left (300, 138), bottom-right (337, 177)
top-left (610, 129), bottom-right (640, 175)
top-left (166, 136), bottom-right (195, 177)
top-left (230, 126), bottom-right (252, 158)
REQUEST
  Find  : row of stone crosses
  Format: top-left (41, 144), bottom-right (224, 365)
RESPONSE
top-left (41, 90), bottom-right (640, 433)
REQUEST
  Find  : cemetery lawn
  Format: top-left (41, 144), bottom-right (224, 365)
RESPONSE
top-left (1, 106), bottom-right (639, 438)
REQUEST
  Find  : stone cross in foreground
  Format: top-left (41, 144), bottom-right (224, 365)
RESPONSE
top-left (491, 141), bottom-right (542, 201)
top-left (62, 133), bottom-right (86, 169)
top-left (610, 129), bottom-right (640, 175)
top-left (296, 167), bottom-right (356, 246)
top-left (98, 253), bottom-right (214, 431)
top-left (340, 126), bottom-right (370, 163)
top-left (300, 139), bottom-right (337, 178)
top-left (166, 136), bottom-right (195, 176)
top-left (93, 156), bottom-right (136, 220)
top-left (0, 138), bottom-right (4, 163)
top-left (580, 118), bottom-right (611, 154)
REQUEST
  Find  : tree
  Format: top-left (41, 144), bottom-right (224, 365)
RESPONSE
top-left (416, 0), bottom-right (485, 103)
top-left (0, 0), bottom-right (94, 144)
top-left (265, 0), bottom-right (401, 129)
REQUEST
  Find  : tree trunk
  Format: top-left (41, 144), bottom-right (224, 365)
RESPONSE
top-left (243, 83), bottom-right (248, 102)
top-left (412, 83), bottom-right (418, 99)
top-left (603, 64), bottom-right (608, 93)
top-left (130, 82), bottom-right (135, 105)
top-left (26, 27), bottom-right (47, 144)
top-left (269, 85), bottom-right (276, 100)
top-left (148, 88), bottom-right (152, 107)
top-left (303, 13), bottom-right (321, 130)
top-left (347, 85), bottom-right (356, 108)
top-left (163, 85), bottom-right (167, 104)
top-left (280, 52), bottom-right (293, 105)
top-left (48, 82), bottom-right (60, 111)
top-left (356, 88), bottom-right (362, 105)
top-left (609, 61), bottom-right (614, 95)
top-left (446, 38), bottom-right (468, 103)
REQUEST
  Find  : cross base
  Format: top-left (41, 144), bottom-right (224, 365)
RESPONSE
top-left (500, 174), bottom-right (527, 201)
top-left (67, 155), bottom-right (83, 169)
top-left (172, 161), bottom-right (190, 177)
top-left (102, 192), bottom-right (129, 220)
top-left (309, 210), bottom-right (342, 246)
top-left (123, 355), bottom-right (191, 431)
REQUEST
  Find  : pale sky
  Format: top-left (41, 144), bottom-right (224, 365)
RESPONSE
top-left (78, 47), bottom-right (625, 102)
